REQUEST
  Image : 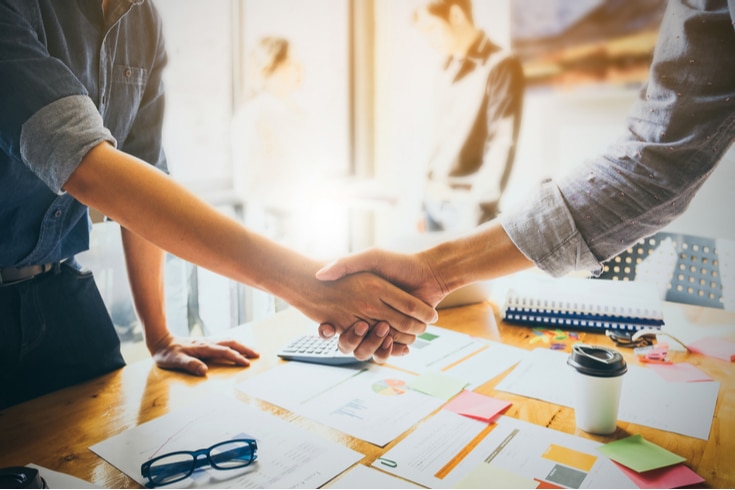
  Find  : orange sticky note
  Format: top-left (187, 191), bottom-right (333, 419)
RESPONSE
top-left (542, 444), bottom-right (597, 472)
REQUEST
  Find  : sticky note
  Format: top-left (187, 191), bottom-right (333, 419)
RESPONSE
top-left (597, 435), bottom-right (685, 472)
top-left (613, 461), bottom-right (704, 488)
top-left (688, 336), bottom-right (735, 362)
top-left (453, 462), bottom-right (537, 489)
top-left (542, 444), bottom-right (597, 472)
top-left (407, 372), bottom-right (468, 400)
top-left (442, 390), bottom-right (511, 423)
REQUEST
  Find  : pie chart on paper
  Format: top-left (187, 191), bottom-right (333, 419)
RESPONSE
top-left (372, 378), bottom-right (408, 396)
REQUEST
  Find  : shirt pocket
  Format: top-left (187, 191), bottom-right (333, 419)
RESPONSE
top-left (105, 64), bottom-right (149, 145)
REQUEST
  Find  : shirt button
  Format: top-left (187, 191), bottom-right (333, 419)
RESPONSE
top-left (125, 68), bottom-right (132, 78)
top-left (54, 209), bottom-right (62, 218)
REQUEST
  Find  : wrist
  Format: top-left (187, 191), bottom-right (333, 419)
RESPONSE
top-left (146, 330), bottom-right (174, 354)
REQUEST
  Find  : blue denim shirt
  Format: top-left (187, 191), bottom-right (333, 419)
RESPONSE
top-left (500, 0), bottom-right (735, 277)
top-left (0, 0), bottom-right (168, 267)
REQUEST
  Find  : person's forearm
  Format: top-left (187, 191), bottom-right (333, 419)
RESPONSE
top-left (66, 143), bottom-right (323, 307)
top-left (420, 219), bottom-right (533, 293)
top-left (120, 226), bottom-right (170, 351)
top-left (65, 142), bottom-right (436, 332)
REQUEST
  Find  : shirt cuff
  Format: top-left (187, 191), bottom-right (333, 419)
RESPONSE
top-left (499, 179), bottom-right (603, 277)
top-left (20, 95), bottom-right (117, 195)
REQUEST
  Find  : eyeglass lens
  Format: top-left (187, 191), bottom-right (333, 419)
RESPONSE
top-left (143, 439), bottom-right (257, 487)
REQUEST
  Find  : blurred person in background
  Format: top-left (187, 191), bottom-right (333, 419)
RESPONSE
top-left (414, 0), bottom-right (525, 232)
top-left (231, 36), bottom-right (321, 253)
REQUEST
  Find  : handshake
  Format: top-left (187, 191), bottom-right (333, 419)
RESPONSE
top-left (313, 247), bottom-right (450, 364)
top-left (312, 220), bottom-right (533, 362)
top-left (310, 222), bottom-right (531, 363)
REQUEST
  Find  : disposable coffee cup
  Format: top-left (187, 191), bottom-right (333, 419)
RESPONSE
top-left (567, 344), bottom-right (627, 435)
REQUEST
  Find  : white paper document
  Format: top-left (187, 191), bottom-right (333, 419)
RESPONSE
top-left (494, 348), bottom-right (720, 439)
top-left (373, 410), bottom-right (635, 488)
top-left (325, 464), bottom-right (422, 489)
top-left (236, 361), bottom-right (448, 446)
top-left (27, 463), bottom-right (99, 489)
top-left (90, 395), bottom-right (362, 488)
top-left (386, 325), bottom-right (529, 389)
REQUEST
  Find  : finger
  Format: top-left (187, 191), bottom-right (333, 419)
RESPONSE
top-left (156, 352), bottom-right (208, 377)
top-left (390, 342), bottom-right (410, 357)
top-left (370, 334), bottom-right (393, 364)
top-left (318, 323), bottom-right (338, 339)
top-left (388, 327), bottom-right (416, 347)
top-left (183, 357), bottom-right (209, 376)
top-left (183, 342), bottom-right (253, 367)
top-left (202, 344), bottom-right (254, 367)
top-left (380, 289), bottom-right (438, 328)
top-left (371, 303), bottom-right (430, 338)
top-left (215, 339), bottom-right (260, 359)
top-left (335, 321), bottom-right (370, 355)
top-left (353, 321), bottom-right (391, 361)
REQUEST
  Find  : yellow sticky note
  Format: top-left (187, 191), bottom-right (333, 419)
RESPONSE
top-left (453, 462), bottom-right (538, 489)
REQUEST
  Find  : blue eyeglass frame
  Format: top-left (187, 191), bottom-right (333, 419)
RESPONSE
top-left (141, 438), bottom-right (258, 488)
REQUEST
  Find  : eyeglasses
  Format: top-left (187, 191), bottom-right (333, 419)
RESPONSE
top-left (606, 328), bottom-right (691, 352)
top-left (141, 438), bottom-right (258, 488)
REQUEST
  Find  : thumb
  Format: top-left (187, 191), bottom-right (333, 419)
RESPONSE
top-left (318, 323), bottom-right (337, 339)
top-left (315, 259), bottom-right (345, 281)
top-left (316, 252), bottom-right (374, 281)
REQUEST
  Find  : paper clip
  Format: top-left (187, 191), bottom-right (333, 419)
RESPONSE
top-left (377, 457), bottom-right (397, 468)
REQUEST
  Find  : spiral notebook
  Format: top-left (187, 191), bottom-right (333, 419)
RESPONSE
top-left (502, 276), bottom-right (665, 333)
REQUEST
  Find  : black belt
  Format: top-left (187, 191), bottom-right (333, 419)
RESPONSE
top-left (0, 263), bottom-right (56, 286)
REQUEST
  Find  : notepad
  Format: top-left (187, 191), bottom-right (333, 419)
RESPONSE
top-left (502, 277), bottom-right (664, 333)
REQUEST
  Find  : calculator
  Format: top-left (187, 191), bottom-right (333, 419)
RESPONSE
top-left (276, 334), bottom-right (363, 365)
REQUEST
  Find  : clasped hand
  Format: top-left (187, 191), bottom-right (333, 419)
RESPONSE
top-left (315, 248), bottom-right (448, 362)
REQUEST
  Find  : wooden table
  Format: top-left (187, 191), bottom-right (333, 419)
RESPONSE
top-left (0, 300), bottom-right (733, 488)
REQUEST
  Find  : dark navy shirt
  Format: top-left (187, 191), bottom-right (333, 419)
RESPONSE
top-left (0, 0), bottom-right (168, 267)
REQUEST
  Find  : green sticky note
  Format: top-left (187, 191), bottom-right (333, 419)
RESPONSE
top-left (597, 434), bottom-right (686, 472)
top-left (407, 371), bottom-right (468, 400)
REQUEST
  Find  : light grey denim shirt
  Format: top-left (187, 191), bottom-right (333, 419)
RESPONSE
top-left (500, 0), bottom-right (735, 277)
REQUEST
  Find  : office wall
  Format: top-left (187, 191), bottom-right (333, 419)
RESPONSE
top-left (155, 0), bottom-right (235, 192)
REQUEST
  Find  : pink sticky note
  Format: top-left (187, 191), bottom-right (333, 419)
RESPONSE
top-left (688, 337), bottom-right (735, 362)
top-left (443, 389), bottom-right (511, 423)
top-left (648, 362), bottom-right (714, 382)
top-left (613, 461), bottom-right (704, 489)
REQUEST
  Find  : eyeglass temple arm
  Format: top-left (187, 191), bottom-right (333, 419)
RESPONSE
top-left (632, 328), bottom-right (690, 352)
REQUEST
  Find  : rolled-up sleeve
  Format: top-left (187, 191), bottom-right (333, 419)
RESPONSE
top-left (0, 2), bottom-right (115, 195)
top-left (20, 96), bottom-right (116, 194)
top-left (499, 179), bottom-right (603, 277)
top-left (500, 0), bottom-right (735, 277)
